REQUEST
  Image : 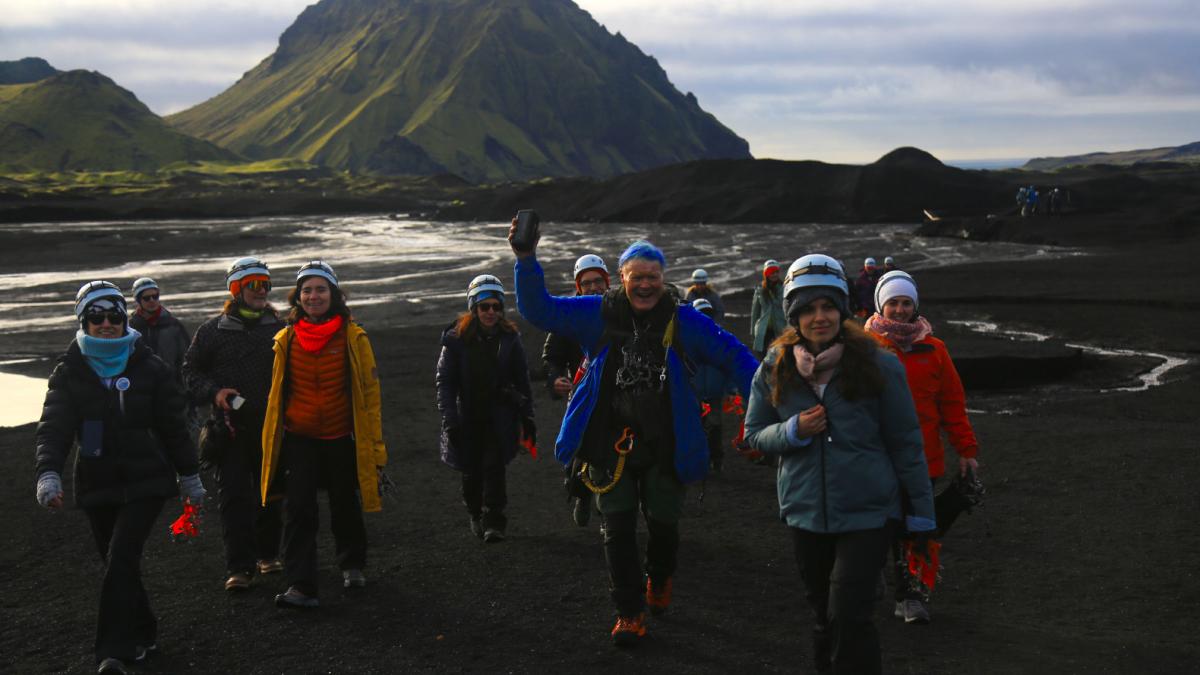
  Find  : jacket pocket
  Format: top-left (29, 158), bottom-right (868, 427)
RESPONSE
top-left (79, 420), bottom-right (104, 459)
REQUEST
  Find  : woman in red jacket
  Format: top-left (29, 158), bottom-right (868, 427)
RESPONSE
top-left (865, 270), bottom-right (980, 625)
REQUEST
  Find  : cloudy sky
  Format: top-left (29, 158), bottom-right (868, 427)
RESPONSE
top-left (2, 0), bottom-right (1198, 165)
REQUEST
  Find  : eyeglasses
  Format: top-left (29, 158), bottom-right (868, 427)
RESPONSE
top-left (139, 294), bottom-right (160, 302)
top-left (85, 311), bottom-right (125, 326)
top-left (476, 302), bottom-right (503, 313)
top-left (243, 280), bottom-right (271, 292)
top-left (578, 279), bottom-right (607, 290)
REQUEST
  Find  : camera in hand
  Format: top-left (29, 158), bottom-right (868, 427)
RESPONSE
top-left (512, 209), bottom-right (540, 252)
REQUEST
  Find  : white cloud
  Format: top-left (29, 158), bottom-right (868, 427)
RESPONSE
top-left (1, 0), bottom-right (312, 27)
top-left (1, 0), bottom-right (1197, 162)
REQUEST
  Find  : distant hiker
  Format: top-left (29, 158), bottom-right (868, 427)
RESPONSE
top-left (743, 255), bottom-right (934, 675)
top-left (543, 255), bottom-right (610, 401)
top-left (36, 281), bottom-right (205, 674)
top-left (691, 298), bottom-right (738, 473)
top-left (128, 277), bottom-right (190, 381)
top-left (851, 257), bottom-right (882, 318)
top-left (543, 254), bottom-right (610, 527)
top-left (181, 257), bottom-right (283, 593)
top-left (1016, 186), bottom-right (1027, 213)
top-left (129, 277), bottom-right (196, 429)
top-left (883, 256), bottom-right (899, 273)
top-left (259, 261), bottom-right (386, 608)
top-left (684, 268), bottom-right (725, 323)
top-left (865, 271), bottom-right (980, 625)
top-left (437, 274), bottom-right (535, 544)
top-left (750, 259), bottom-right (787, 358)
top-left (510, 227), bottom-right (757, 647)
top-left (1023, 185), bottom-right (1038, 217)
top-left (1049, 187), bottom-right (1062, 215)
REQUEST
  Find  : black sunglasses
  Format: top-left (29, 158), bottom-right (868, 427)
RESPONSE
top-left (85, 311), bottom-right (126, 326)
top-left (139, 294), bottom-right (160, 302)
top-left (476, 302), bottom-right (503, 313)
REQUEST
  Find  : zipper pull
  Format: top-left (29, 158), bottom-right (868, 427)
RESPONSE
top-left (115, 377), bottom-right (131, 417)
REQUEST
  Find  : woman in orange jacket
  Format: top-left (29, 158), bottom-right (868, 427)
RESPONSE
top-left (865, 270), bottom-right (979, 625)
top-left (260, 261), bottom-right (387, 609)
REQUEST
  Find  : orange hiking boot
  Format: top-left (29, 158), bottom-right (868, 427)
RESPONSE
top-left (646, 577), bottom-right (673, 616)
top-left (611, 613), bottom-right (647, 647)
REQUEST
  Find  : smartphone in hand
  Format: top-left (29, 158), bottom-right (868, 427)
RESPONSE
top-left (511, 209), bottom-right (540, 252)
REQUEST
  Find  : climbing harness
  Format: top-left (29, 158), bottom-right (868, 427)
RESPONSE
top-left (580, 427), bottom-right (636, 495)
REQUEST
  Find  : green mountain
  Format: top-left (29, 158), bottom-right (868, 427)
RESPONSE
top-left (0, 57), bottom-right (59, 85)
top-left (1023, 141), bottom-right (1200, 170)
top-left (166, 0), bottom-right (750, 182)
top-left (0, 70), bottom-right (239, 172)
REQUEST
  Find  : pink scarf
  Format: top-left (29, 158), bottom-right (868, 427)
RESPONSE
top-left (865, 313), bottom-right (932, 352)
top-left (793, 342), bottom-right (844, 387)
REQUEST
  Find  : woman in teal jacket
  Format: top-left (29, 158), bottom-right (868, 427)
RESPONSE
top-left (744, 254), bottom-right (934, 675)
top-left (750, 259), bottom-right (786, 357)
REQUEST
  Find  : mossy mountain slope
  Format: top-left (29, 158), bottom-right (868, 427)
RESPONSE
top-left (166, 0), bottom-right (750, 182)
top-left (0, 70), bottom-right (238, 172)
top-left (0, 58), bottom-right (59, 85)
top-left (1024, 141), bottom-right (1200, 170)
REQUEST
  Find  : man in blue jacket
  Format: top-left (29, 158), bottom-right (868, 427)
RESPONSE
top-left (510, 223), bottom-right (757, 647)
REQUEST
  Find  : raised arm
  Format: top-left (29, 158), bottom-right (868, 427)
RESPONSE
top-left (514, 255), bottom-right (603, 344)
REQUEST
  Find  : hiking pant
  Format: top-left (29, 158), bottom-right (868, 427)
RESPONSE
top-left (793, 524), bottom-right (893, 675)
top-left (279, 433), bottom-right (368, 596)
top-left (462, 465), bottom-right (508, 531)
top-left (215, 417), bottom-right (282, 575)
top-left (86, 497), bottom-right (165, 664)
top-left (591, 460), bottom-right (685, 617)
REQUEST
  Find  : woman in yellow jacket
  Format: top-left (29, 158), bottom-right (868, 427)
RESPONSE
top-left (260, 261), bottom-right (386, 609)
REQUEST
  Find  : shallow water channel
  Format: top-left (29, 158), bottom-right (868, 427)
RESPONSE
top-left (0, 216), bottom-right (1082, 427)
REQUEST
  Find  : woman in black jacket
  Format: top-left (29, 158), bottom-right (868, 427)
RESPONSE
top-left (35, 281), bottom-right (206, 675)
top-left (436, 274), bottom-right (535, 543)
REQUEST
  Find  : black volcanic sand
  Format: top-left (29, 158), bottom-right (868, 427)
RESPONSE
top-left (2, 215), bottom-right (1199, 673)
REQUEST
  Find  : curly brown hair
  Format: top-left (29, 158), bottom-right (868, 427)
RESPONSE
top-left (768, 320), bottom-right (884, 405)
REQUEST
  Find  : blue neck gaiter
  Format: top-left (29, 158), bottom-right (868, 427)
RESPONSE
top-left (75, 328), bottom-right (140, 379)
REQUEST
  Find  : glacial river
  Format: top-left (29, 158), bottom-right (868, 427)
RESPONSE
top-left (0, 215), bottom-right (1087, 427)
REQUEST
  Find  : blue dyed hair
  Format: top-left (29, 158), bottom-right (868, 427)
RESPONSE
top-left (617, 240), bottom-right (667, 270)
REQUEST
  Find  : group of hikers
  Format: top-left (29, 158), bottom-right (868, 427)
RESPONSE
top-left (34, 218), bottom-right (983, 675)
top-left (1016, 185), bottom-right (1069, 216)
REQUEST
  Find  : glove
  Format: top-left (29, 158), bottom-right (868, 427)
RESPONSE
top-left (178, 474), bottom-right (207, 506)
top-left (521, 417), bottom-right (537, 447)
top-left (36, 472), bottom-right (63, 507)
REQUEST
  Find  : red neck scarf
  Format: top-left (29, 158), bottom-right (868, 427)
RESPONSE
top-left (865, 313), bottom-right (932, 352)
top-left (294, 315), bottom-right (344, 353)
top-left (137, 305), bottom-right (163, 326)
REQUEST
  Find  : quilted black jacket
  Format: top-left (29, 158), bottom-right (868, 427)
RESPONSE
top-left (35, 340), bottom-right (199, 508)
